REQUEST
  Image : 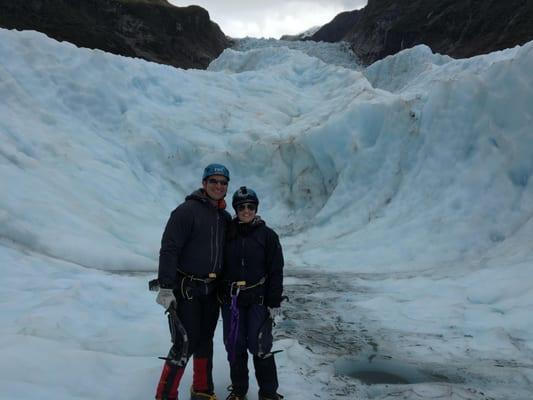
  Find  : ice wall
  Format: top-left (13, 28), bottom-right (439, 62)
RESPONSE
top-left (1, 29), bottom-right (532, 274)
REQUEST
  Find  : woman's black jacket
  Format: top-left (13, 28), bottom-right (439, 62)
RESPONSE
top-left (222, 217), bottom-right (284, 308)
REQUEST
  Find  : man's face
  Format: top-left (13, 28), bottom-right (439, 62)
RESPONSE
top-left (202, 174), bottom-right (229, 200)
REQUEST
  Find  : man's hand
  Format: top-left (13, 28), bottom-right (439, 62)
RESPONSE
top-left (156, 288), bottom-right (176, 310)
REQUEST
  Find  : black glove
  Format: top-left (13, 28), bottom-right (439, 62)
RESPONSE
top-left (265, 296), bottom-right (282, 308)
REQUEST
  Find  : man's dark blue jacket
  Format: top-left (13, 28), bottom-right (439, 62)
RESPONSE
top-left (158, 189), bottom-right (231, 288)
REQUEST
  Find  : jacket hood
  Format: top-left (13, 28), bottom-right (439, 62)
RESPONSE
top-left (186, 188), bottom-right (227, 210)
top-left (186, 188), bottom-right (209, 203)
top-left (227, 215), bottom-right (265, 238)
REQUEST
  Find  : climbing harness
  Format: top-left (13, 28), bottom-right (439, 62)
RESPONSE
top-left (227, 278), bottom-right (266, 362)
top-left (177, 269), bottom-right (218, 299)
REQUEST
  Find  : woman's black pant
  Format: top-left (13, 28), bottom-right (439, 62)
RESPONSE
top-left (221, 303), bottom-right (279, 397)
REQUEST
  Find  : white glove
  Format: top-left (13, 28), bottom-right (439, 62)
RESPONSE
top-left (268, 307), bottom-right (282, 319)
top-left (156, 288), bottom-right (176, 310)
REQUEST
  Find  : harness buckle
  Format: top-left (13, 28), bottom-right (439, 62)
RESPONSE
top-left (230, 281), bottom-right (246, 297)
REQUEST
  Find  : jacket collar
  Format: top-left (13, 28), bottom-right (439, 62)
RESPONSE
top-left (186, 189), bottom-right (227, 210)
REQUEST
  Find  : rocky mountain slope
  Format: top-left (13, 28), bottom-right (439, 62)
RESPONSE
top-left (0, 0), bottom-right (231, 69)
top-left (310, 0), bottom-right (533, 64)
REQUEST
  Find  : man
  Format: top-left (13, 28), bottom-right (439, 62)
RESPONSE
top-left (155, 163), bottom-right (231, 400)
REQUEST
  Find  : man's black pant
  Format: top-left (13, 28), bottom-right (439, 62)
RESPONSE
top-left (156, 293), bottom-right (219, 399)
top-left (221, 303), bottom-right (278, 397)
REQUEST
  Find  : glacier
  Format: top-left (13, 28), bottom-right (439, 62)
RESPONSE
top-left (1, 29), bottom-right (532, 399)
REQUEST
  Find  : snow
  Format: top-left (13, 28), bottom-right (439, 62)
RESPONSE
top-left (1, 28), bottom-right (533, 399)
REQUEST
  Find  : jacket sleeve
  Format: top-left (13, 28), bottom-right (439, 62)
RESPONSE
top-left (158, 205), bottom-right (194, 288)
top-left (264, 229), bottom-right (284, 308)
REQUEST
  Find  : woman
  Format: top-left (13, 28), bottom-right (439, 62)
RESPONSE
top-left (220, 186), bottom-right (284, 400)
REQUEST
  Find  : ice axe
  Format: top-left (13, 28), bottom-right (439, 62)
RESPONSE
top-left (149, 278), bottom-right (189, 367)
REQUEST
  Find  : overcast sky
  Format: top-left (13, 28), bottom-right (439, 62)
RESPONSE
top-left (168, 1), bottom-right (368, 39)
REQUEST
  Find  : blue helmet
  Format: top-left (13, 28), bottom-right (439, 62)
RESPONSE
top-left (232, 186), bottom-right (259, 209)
top-left (202, 163), bottom-right (230, 181)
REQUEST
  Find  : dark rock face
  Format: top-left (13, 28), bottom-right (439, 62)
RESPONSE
top-left (310, 0), bottom-right (533, 64)
top-left (310, 10), bottom-right (362, 43)
top-left (0, 0), bottom-right (232, 69)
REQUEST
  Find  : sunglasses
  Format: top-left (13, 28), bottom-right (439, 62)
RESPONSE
top-left (237, 203), bottom-right (257, 212)
top-left (207, 178), bottom-right (228, 186)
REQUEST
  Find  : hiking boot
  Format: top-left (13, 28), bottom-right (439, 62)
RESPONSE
top-left (225, 385), bottom-right (247, 400)
top-left (258, 393), bottom-right (283, 400)
top-left (190, 387), bottom-right (217, 400)
top-left (225, 392), bottom-right (247, 400)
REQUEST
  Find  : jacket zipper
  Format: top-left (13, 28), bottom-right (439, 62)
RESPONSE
top-left (212, 211), bottom-right (220, 272)
top-left (241, 237), bottom-right (245, 268)
top-left (210, 225), bottom-right (214, 268)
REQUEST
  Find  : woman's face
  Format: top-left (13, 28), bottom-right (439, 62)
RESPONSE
top-left (236, 202), bottom-right (257, 224)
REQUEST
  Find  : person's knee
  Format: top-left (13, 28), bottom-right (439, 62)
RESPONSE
top-left (226, 333), bottom-right (247, 354)
top-left (247, 340), bottom-right (259, 356)
top-left (194, 323), bottom-right (217, 354)
top-left (193, 339), bottom-right (215, 358)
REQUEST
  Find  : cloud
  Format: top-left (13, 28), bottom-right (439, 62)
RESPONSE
top-left (168, 0), bottom-right (367, 38)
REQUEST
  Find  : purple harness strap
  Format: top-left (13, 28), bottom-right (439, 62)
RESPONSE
top-left (228, 289), bottom-right (240, 363)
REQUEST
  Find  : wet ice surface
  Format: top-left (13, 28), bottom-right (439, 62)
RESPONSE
top-left (277, 269), bottom-right (533, 399)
